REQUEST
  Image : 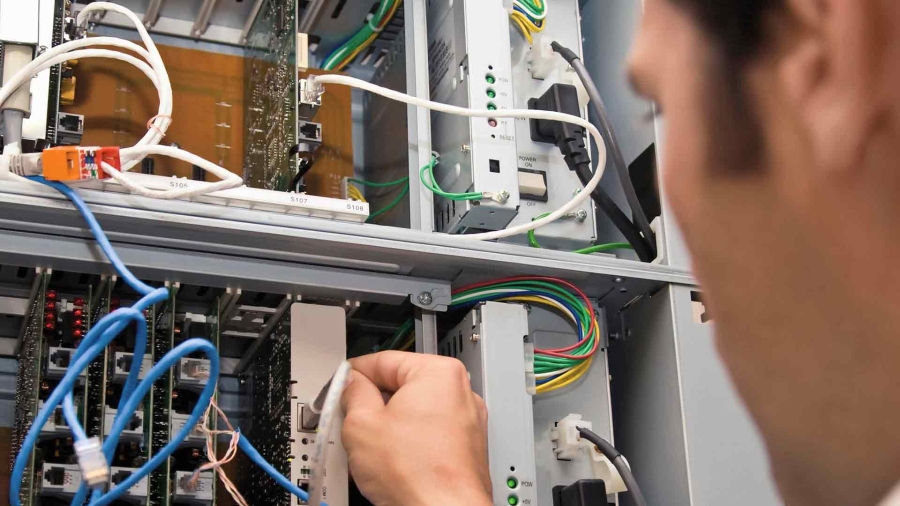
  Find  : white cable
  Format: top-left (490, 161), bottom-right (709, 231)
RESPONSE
top-left (309, 361), bottom-right (351, 506)
top-left (101, 145), bottom-right (243, 200)
top-left (310, 74), bottom-right (606, 241)
top-left (76, 2), bottom-right (174, 165)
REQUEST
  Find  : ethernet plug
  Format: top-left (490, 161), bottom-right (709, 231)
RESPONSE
top-left (74, 437), bottom-right (110, 489)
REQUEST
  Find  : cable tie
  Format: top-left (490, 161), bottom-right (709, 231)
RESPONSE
top-left (366, 13), bottom-right (385, 33)
top-left (146, 114), bottom-right (172, 137)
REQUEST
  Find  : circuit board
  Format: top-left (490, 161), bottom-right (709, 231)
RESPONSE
top-left (243, 0), bottom-right (298, 191)
top-left (239, 320), bottom-right (292, 506)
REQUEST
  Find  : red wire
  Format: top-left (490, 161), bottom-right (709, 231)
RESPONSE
top-left (454, 276), bottom-right (599, 357)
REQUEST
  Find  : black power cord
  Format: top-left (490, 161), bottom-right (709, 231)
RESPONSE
top-left (577, 427), bottom-right (648, 506)
top-left (528, 84), bottom-right (654, 262)
top-left (550, 41), bottom-right (658, 261)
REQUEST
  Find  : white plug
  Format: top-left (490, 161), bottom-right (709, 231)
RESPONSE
top-left (74, 437), bottom-right (110, 489)
top-left (550, 414), bottom-right (628, 494)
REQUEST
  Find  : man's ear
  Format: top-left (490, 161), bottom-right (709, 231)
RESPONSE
top-left (778, 0), bottom-right (889, 174)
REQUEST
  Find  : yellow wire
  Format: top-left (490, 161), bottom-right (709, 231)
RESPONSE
top-left (510, 14), bottom-right (533, 44)
top-left (536, 357), bottom-right (593, 394)
top-left (399, 336), bottom-right (415, 351)
top-left (511, 10), bottom-right (544, 33)
top-left (348, 185), bottom-right (367, 203)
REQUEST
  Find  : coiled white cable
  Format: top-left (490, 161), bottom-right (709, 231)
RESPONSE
top-left (0, 4), bottom-right (242, 198)
top-left (310, 74), bottom-right (607, 241)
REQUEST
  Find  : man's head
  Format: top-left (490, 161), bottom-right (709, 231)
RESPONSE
top-left (628, 1), bottom-right (900, 504)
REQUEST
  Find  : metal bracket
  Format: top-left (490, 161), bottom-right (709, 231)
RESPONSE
top-left (13, 267), bottom-right (43, 355)
top-left (191, 0), bottom-right (219, 38)
top-left (143, 0), bottom-right (165, 28)
top-left (0, 229), bottom-right (452, 311)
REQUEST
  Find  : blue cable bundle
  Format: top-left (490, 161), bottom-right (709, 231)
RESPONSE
top-left (10, 177), bottom-right (315, 506)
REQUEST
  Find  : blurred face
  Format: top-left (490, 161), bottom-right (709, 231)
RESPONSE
top-left (628, 1), bottom-right (900, 504)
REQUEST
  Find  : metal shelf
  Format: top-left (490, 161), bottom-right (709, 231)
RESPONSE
top-left (0, 183), bottom-right (694, 303)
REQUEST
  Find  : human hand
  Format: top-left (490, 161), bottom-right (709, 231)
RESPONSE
top-left (341, 351), bottom-right (492, 506)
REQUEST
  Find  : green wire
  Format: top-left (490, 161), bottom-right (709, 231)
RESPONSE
top-left (323, 0), bottom-right (397, 70)
top-left (420, 156), bottom-right (483, 201)
top-left (367, 184), bottom-right (409, 223)
top-left (528, 213), bottom-right (635, 255)
top-left (349, 176), bottom-right (409, 188)
top-left (377, 319), bottom-right (413, 351)
top-left (575, 243), bottom-right (634, 255)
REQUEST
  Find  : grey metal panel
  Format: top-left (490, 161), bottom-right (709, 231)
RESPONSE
top-left (404, 0), bottom-right (435, 232)
top-left (0, 184), bottom-right (694, 297)
top-left (0, 228), bottom-right (453, 311)
top-left (618, 285), bottom-right (781, 506)
top-left (443, 303), bottom-right (537, 506)
top-left (427, 0), bottom-right (520, 233)
top-left (654, 120), bottom-right (693, 269)
top-left (669, 285), bottom-right (782, 506)
top-left (615, 286), bottom-right (692, 506)
top-left (504, 0), bottom-right (597, 251)
top-left (530, 305), bottom-right (615, 505)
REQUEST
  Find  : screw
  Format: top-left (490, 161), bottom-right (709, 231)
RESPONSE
top-left (417, 292), bottom-right (433, 306)
top-left (471, 333), bottom-right (480, 343)
top-left (614, 277), bottom-right (624, 283)
top-left (497, 190), bottom-right (510, 204)
top-left (461, 144), bottom-right (471, 153)
top-left (610, 332), bottom-right (621, 341)
top-left (575, 209), bottom-right (588, 222)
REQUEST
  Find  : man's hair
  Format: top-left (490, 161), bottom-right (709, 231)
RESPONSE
top-left (667, 0), bottom-right (786, 171)
top-left (669, 0), bottom-right (784, 63)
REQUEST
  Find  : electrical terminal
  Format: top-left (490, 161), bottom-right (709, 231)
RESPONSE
top-left (41, 146), bottom-right (120, 182)
top-left (485, 190), bottom-right (511, 204)
top-left (73, 437), bottom-right (110, 489)
top-left (550, 414), bottom-right (627, 493)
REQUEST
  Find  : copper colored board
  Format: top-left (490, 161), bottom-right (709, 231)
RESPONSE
top-left (62, 42), bottom-right (245, 179)
top-left (300, 69), bottom-right (354, 199)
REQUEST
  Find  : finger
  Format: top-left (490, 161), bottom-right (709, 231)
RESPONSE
top-left (349, 351), bottom-right (430, 393)
top-left (341, 370), bottom-right (386, 416)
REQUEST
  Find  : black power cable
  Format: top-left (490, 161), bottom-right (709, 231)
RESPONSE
top-left (550, 41), bottom-right (658, 261)
top-left (577, 427), bottom-right (647, 506)
top-left (528, 84), bottom-right (654, 262)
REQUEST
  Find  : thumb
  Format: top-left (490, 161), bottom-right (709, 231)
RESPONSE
top-left (341, 370), bottom-right (386, 417)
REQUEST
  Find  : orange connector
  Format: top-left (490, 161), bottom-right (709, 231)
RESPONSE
top-left (42, 146), bottom-right (120, 182)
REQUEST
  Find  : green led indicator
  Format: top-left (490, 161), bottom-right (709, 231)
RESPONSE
top-left (507, 478), bottom-right (518, 489)
top-left (487, 89), bottom-right (496, 98)
top-left (487, 103), bottom-right (497, 111)
top-left (486, 74), bottom-right (496, 84)
top-left (508, 495), bottom-right (519, 506)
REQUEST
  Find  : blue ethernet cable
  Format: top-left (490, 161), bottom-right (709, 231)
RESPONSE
top-left (13, 177), bottom-right (314, 506)
top-left (238, 435), bottom-right (317, 504)
top-left (83, 338), bottom-right (219, 506)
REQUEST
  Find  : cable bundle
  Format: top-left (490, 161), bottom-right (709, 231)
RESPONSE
top-left (0, 2), bottom-right (242, 199)
top-left (321, 0), bottom-right (403, 72)
top-left (511, 0), bottom-right (548, 44)
top-left (452, 276), bottom-right (599, 395)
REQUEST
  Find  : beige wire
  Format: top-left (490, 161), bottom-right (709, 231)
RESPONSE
top-left (188, 381), bottom-right (249, 506)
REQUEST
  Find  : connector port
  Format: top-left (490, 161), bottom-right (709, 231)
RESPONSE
top-left (45, 466), bottom-right (67, 486)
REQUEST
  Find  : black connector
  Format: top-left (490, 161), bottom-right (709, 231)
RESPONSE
top-left (111, 469), bottom-right (133, 486)
top-left (528, 84), bottom-right (591, 169)
top-left (45, 466), bottom-right (67, 486)
top-left (552, 480), bottom-right (608, 506)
